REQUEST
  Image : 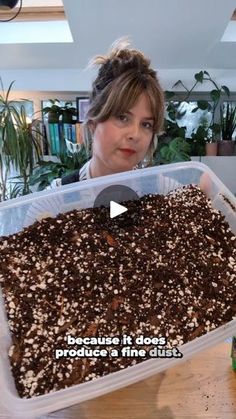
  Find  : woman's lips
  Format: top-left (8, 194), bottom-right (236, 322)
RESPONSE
top-left (119, 148), bottom-right (136, 156)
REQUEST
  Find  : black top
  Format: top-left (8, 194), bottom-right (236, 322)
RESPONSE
top-left (61, 170), bottom-right (80, 185)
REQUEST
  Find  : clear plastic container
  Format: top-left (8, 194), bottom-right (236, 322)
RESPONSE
top-left (0, 161), bottom-right (235, 418)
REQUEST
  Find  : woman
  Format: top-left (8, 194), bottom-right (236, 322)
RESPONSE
top-left (49, 39), bottom-right (178, 193)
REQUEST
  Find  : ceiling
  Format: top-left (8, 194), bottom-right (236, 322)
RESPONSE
top-left (0, 0), bottom-right (236, 91)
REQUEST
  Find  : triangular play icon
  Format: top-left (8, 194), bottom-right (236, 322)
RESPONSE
top-left (110, 201), bottom-right (128, 219)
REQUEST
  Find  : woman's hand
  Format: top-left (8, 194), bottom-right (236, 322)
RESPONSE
top-left (199, 172), bottom-right (212, 196)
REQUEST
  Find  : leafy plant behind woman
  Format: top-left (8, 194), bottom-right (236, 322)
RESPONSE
top-left (0, 79), bottom-right (42, 201)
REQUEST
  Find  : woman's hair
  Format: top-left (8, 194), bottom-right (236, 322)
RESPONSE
top-left (83, 38), bottom-right (165, 161)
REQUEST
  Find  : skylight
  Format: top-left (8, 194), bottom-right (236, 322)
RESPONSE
top-left (221, 21), bottom-right (236, 42)
top-left (221, 9), bottom-right (236, 42)
top-left (0, 0), bottom-right (73, 44)
top-left (21, 0), bottom-right (63, 8)
top-left (0, 21), bottom-right (72, 43)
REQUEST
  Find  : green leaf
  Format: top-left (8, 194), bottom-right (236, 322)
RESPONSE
top-left (165, 91), bottom-right (175, 100)
top-left (219, 103), bottom-right (236, 140)
top-left (38, 180), bottom-right (49, 191)
top-left (168, 111), bottom-right (176, 121)
top-left (28, 147), bottom-right (89, 191)
top-left (158, 137), bottom-right (191, 164)
top-left (172, 80), bottom-right (182, 88)
top-left (221, 85), bottom-right (230, 97)
top-left (196, 100), bottom-right (209, 110)
top-left (178, 127), bottom-right (186, 139)
top-left (9, 182), bottom-right (24, 199)
top-left (29, 170), bottom-right (52, 185)
top-left (210, 89), bottom-right (221, 102)
top-left (176, 109), bottom-right (187, 119)
top-left (194, 71), bottom-right (204, 83)
top-left (211, 123), bottom-right (221, 135)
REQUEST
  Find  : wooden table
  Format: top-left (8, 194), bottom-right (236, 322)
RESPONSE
top-left (1, 343), bottom-right (235, 419)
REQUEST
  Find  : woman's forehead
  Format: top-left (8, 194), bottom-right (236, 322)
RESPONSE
top-left (116, 91), bottom-right (154, 112)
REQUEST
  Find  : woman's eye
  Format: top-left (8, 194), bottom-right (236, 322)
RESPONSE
top-left (143, 121), bottom-right (153, 130)
top-left (117, 114), bottom-right (128, 122)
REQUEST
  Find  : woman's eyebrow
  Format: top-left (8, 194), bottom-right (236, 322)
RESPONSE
top-left (126, 110), bottom-right (154, 120)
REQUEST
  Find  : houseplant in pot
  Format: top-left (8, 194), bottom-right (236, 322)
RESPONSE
top-left (0, 79), bottom-right (43, 200)
top-left (42, 99), bottom-right (62, 123)
top-left (205, 122), bottom-right (221, 156)
top-left (42, 100), bottom-right (77, 124)
top-left (165, 71), bottom-right (230, 156)
top-left (218, 103), bottom-right (236, 156)
top-left (60, 101), bottom-right (77, 124)
top-left (10, 106), bottom-right (43, 195)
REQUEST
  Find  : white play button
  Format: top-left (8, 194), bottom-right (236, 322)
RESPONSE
top-left (110, 201), bottom-right (128, 219)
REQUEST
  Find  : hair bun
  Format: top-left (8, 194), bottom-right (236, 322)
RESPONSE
top-left (90, 38), bottom-right (155, 94)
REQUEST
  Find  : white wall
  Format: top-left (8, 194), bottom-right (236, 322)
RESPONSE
top-left (2, 68), bottom-right (236, 93)
top-left (6, 90), bottom-right (88, 116)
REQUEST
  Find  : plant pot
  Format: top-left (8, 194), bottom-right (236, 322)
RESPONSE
top-left (48, 111), bottom-right (60, 124)
top-left (205, 142), bottom-right (218, 156)
top-left (61, 112), bottom-right (74, 124)
top-left (217, 140), bottom-right (235, 156)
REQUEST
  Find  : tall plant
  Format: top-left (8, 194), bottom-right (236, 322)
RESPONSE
top-left (10, 107), bottom-right (43, 195)
top-left (0, 79), bottom-right (42, 200)
top-left (0, 80), bottom-right (19, 200)
top-left (220, 102), bottom-right (236, 141)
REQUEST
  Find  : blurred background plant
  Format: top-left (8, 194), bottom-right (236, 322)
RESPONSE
top-left (41, 99), bottom-right (62, 123)
top-left (29, 146), bottom-right (88, 191)
top-left (0, 79), bottom-right (42, 201)
top-left (42, 99), bottom-right (77, 124)
top-left (153, 137), bottom-right (191, 165)
top-left (161, 70), bottom-right (231, 158)
top-left (220, 102), bottom-right (236, 141)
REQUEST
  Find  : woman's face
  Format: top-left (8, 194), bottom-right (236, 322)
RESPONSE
top-left (90, 92), bottom-right (154, 178)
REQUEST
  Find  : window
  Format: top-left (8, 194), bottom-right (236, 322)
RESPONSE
top-left (166, 100), bottom-right (212, 138)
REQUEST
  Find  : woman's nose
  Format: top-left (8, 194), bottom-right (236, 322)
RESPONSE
top-left (127, 122), bottom-right (141, 141)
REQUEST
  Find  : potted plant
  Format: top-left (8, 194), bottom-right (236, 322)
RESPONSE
top-left (205, 139), bottom-right (218, 156)
top-left (10, 107), bottom-right (43, 195)
top-left (42, 100), bottom-right (77, 124)
top-left (0, 79), bottom-right (42, 200)
top-left (205, 119), bottom-right (220, 156)
top-left (218, 103), bottom-right (236, 156)
top-left (60, 101), bottom-right (77, 124)
top-left (165, 71), bottom-right (231, 156)
top-left (29, 146), bottom-right (89, 191)
top-left (196, 116), bottom-right (218, 156)
top-left (42, 99), bottom-right (62, 123)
